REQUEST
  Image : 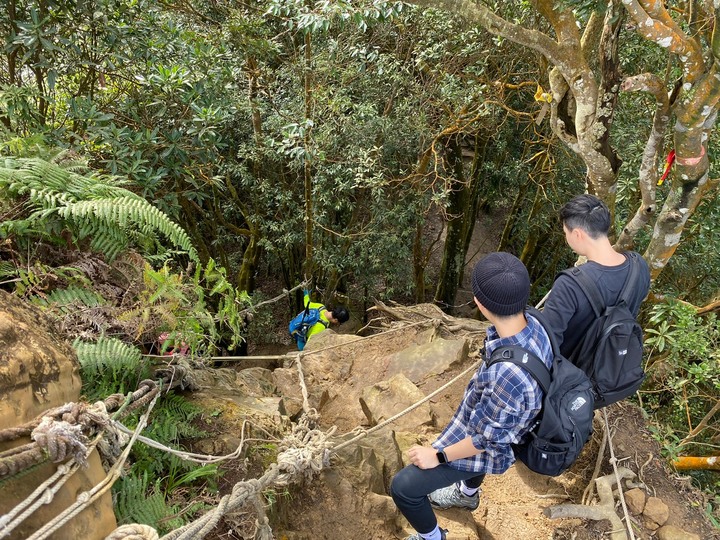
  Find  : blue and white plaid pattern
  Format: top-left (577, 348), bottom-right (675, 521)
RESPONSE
top-left (433, 314), bottom-right (552, 474)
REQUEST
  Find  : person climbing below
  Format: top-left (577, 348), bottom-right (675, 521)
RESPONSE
top-left (288, 289), bottom-right (349, 351)
top-left (390, 252), bottom-right (553, 540)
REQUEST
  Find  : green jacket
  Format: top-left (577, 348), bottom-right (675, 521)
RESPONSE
top-left (304, 291), bottom-right (330, 341)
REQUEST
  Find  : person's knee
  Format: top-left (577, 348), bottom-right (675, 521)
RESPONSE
top-left (390, 468), bottom-right (414, 501)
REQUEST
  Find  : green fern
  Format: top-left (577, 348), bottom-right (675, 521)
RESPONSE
top-left (0, 157), bottom-right (199, 262)
top-left (114, 472), bottom-right (185, 533)
top-left (35, 285), bottom-right (106, 313)
top-left (0, 261), bottom-right (19, 282)
top-left (72, 337), bottom-right (143, 398)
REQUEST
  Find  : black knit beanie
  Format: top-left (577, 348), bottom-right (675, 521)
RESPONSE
top-left (471, 252), bottom-right (530, 316)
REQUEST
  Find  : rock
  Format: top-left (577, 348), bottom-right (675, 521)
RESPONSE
top-left (624, 487), bottom-right (646, 514)
top-left (273, 366), bottom-right (329, 420)
top-left (642, 496), bottom-right (670, 527)
top-left (0, 290), bottom-right (116, 540)
top-left (190, 366), bottom-right (243, 392)
top-left (385, 337), bottom-right (468, 384)
top-left (0, 290), bottom-right (82, 428)
top-left (656, 524), bottom-right (701, 540)
top-left (360, 373), bottom-right (433, 430)
top-left (235, 366), bottom-right (276, 396)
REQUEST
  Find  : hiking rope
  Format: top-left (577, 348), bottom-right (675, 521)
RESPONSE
top-left (295, 353), bottom-right (314, 416)
top-left (0, 434), bottom-right (103, 539)
top-left (0, 382), bottom-right (159, 482)
top-left (582, 416), bottom-right (608, 505)
top-left (158, 413), bottom-right (335, 540)
top-left (105, 524), bottom-right (159, 540)
top-left (120, 319), bottom-right (447, 540)
top-left (11, 316), bottom-right (465, 540)
top-left (25, 392), bottom-right (159, 540)
top-left (110, 419), bottom-right (248, 465)
top-left (603, 408), bottom-right (636, 540)
top-left (333, 356), bottom-right (483, 453)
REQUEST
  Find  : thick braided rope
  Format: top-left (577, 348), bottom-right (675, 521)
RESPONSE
top-left (159, 413), bottom-right (333, 540)
top-left (0, 444), bottom-right (46, 479)
top-left (0, 462), bottom-right (78, 539)
top-left (104, 524), bottom-right (159, 540)
top-left (0, 431), bottom-right (103, 539)
top-left (0, 381), bottom-right (158, 482)
top-left (109, 320), bottom-right (463, 539)
top-left (25, 392), bottom-right (159, 540)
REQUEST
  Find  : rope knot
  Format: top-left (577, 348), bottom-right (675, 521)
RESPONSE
top-left (31, 417), bottom-right (89, 466)
top-left (104, 523), bottom-right (159, 540)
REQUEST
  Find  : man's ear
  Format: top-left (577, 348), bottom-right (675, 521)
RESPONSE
top-left (573, 227), bottom-right (588, 242)
top-left (473, 297), bottom-right (483, 310)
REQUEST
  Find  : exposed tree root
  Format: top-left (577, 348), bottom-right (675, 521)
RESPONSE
top-left (544, 467), bottom-right (637, 540)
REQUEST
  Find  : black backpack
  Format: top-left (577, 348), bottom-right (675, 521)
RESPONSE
top-left (560, 252), bottom-right (645, 409)
top-left (487, 307), bottom-right (595, 477)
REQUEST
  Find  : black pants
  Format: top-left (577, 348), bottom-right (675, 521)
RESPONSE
top-left (390, 464), bottom-right (485, 534)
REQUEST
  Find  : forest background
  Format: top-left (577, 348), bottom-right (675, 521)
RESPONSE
top-left (1, 0), bottom-right (719, 534)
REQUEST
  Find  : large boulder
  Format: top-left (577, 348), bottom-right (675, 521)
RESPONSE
top-left (0, 290), bottom-right (116, 540)
top-left (0, 291), bottom-right (82, 426)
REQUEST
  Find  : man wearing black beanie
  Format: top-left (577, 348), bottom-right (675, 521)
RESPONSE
top-left (390, 252), bottom-right (553, 540)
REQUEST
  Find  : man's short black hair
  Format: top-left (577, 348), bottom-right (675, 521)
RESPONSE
top-left (560, 194), bottom-right (611, 239)
top-left (331, 305), bottom-right (350, 324)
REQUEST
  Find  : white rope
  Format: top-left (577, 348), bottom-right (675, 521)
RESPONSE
top-left (0, 457), bottom-right (84, 538)
top-left (57, 318), bottom-right (465, 540)
top-left (105, 524), bottom-right (159, 540)
top-left (26, 393), bottom-right (160, 540)
top-left (110, 420), bottom-right (248, 465)
top-left (603, 407), bottom-right (636, 540)
top-left (159, 414), bottom-right (333, 540)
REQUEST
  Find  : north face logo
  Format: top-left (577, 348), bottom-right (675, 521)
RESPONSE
top-left (570, 397), bottom-right (587, 411)
top-left (618, 349), bottom-right (628, 356)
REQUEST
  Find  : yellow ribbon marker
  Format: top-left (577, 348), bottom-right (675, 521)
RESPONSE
top-left (534, 84), bottom-right (552, 124)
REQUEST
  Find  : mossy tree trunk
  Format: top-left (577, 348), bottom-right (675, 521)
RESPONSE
top-left (435, 134), bottom-right (487, 313)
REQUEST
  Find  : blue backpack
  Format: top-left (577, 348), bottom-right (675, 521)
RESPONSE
top-left (288, 305), bottom-right (328, 350)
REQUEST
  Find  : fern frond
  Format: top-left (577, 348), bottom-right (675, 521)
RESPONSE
top-left (59, 197), bottom-right (197, 261)
top-left (0, 261), bottom-right (18, 280)
top-left (72, 336), bottom-right (142, 378)
top-left (35, 286), bottom-right (106, 313)
top-left (0, 157), bottom-right (199, 263)
top-left (114, 473), bottom-right (181, 531)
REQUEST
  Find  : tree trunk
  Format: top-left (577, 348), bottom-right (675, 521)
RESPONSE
top-left (303, 31), bottom-right (314, 281)
top-left (615, 74), bottom-right (673, 250)
top-left (435, 135), bottom-right (485, 313)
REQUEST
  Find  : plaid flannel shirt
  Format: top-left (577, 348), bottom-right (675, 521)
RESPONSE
top-left (433, 313), bottom-right (552, 474)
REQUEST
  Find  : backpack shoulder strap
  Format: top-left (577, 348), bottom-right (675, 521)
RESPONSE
top-left (618, 252), bottom-right (642, 305)
top-left (525, 306), bottom-right (560, 359)
top-left (560, 265), bottom-right (605, 318)
top-left (487, 345), bottom-right (551, 394)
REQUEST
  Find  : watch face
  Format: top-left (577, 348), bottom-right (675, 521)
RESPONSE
top-left (436, 451), bottom-right (446, 463)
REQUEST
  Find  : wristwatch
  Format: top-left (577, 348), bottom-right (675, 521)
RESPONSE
top-left (436, 449), bottom-right (449, 464)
